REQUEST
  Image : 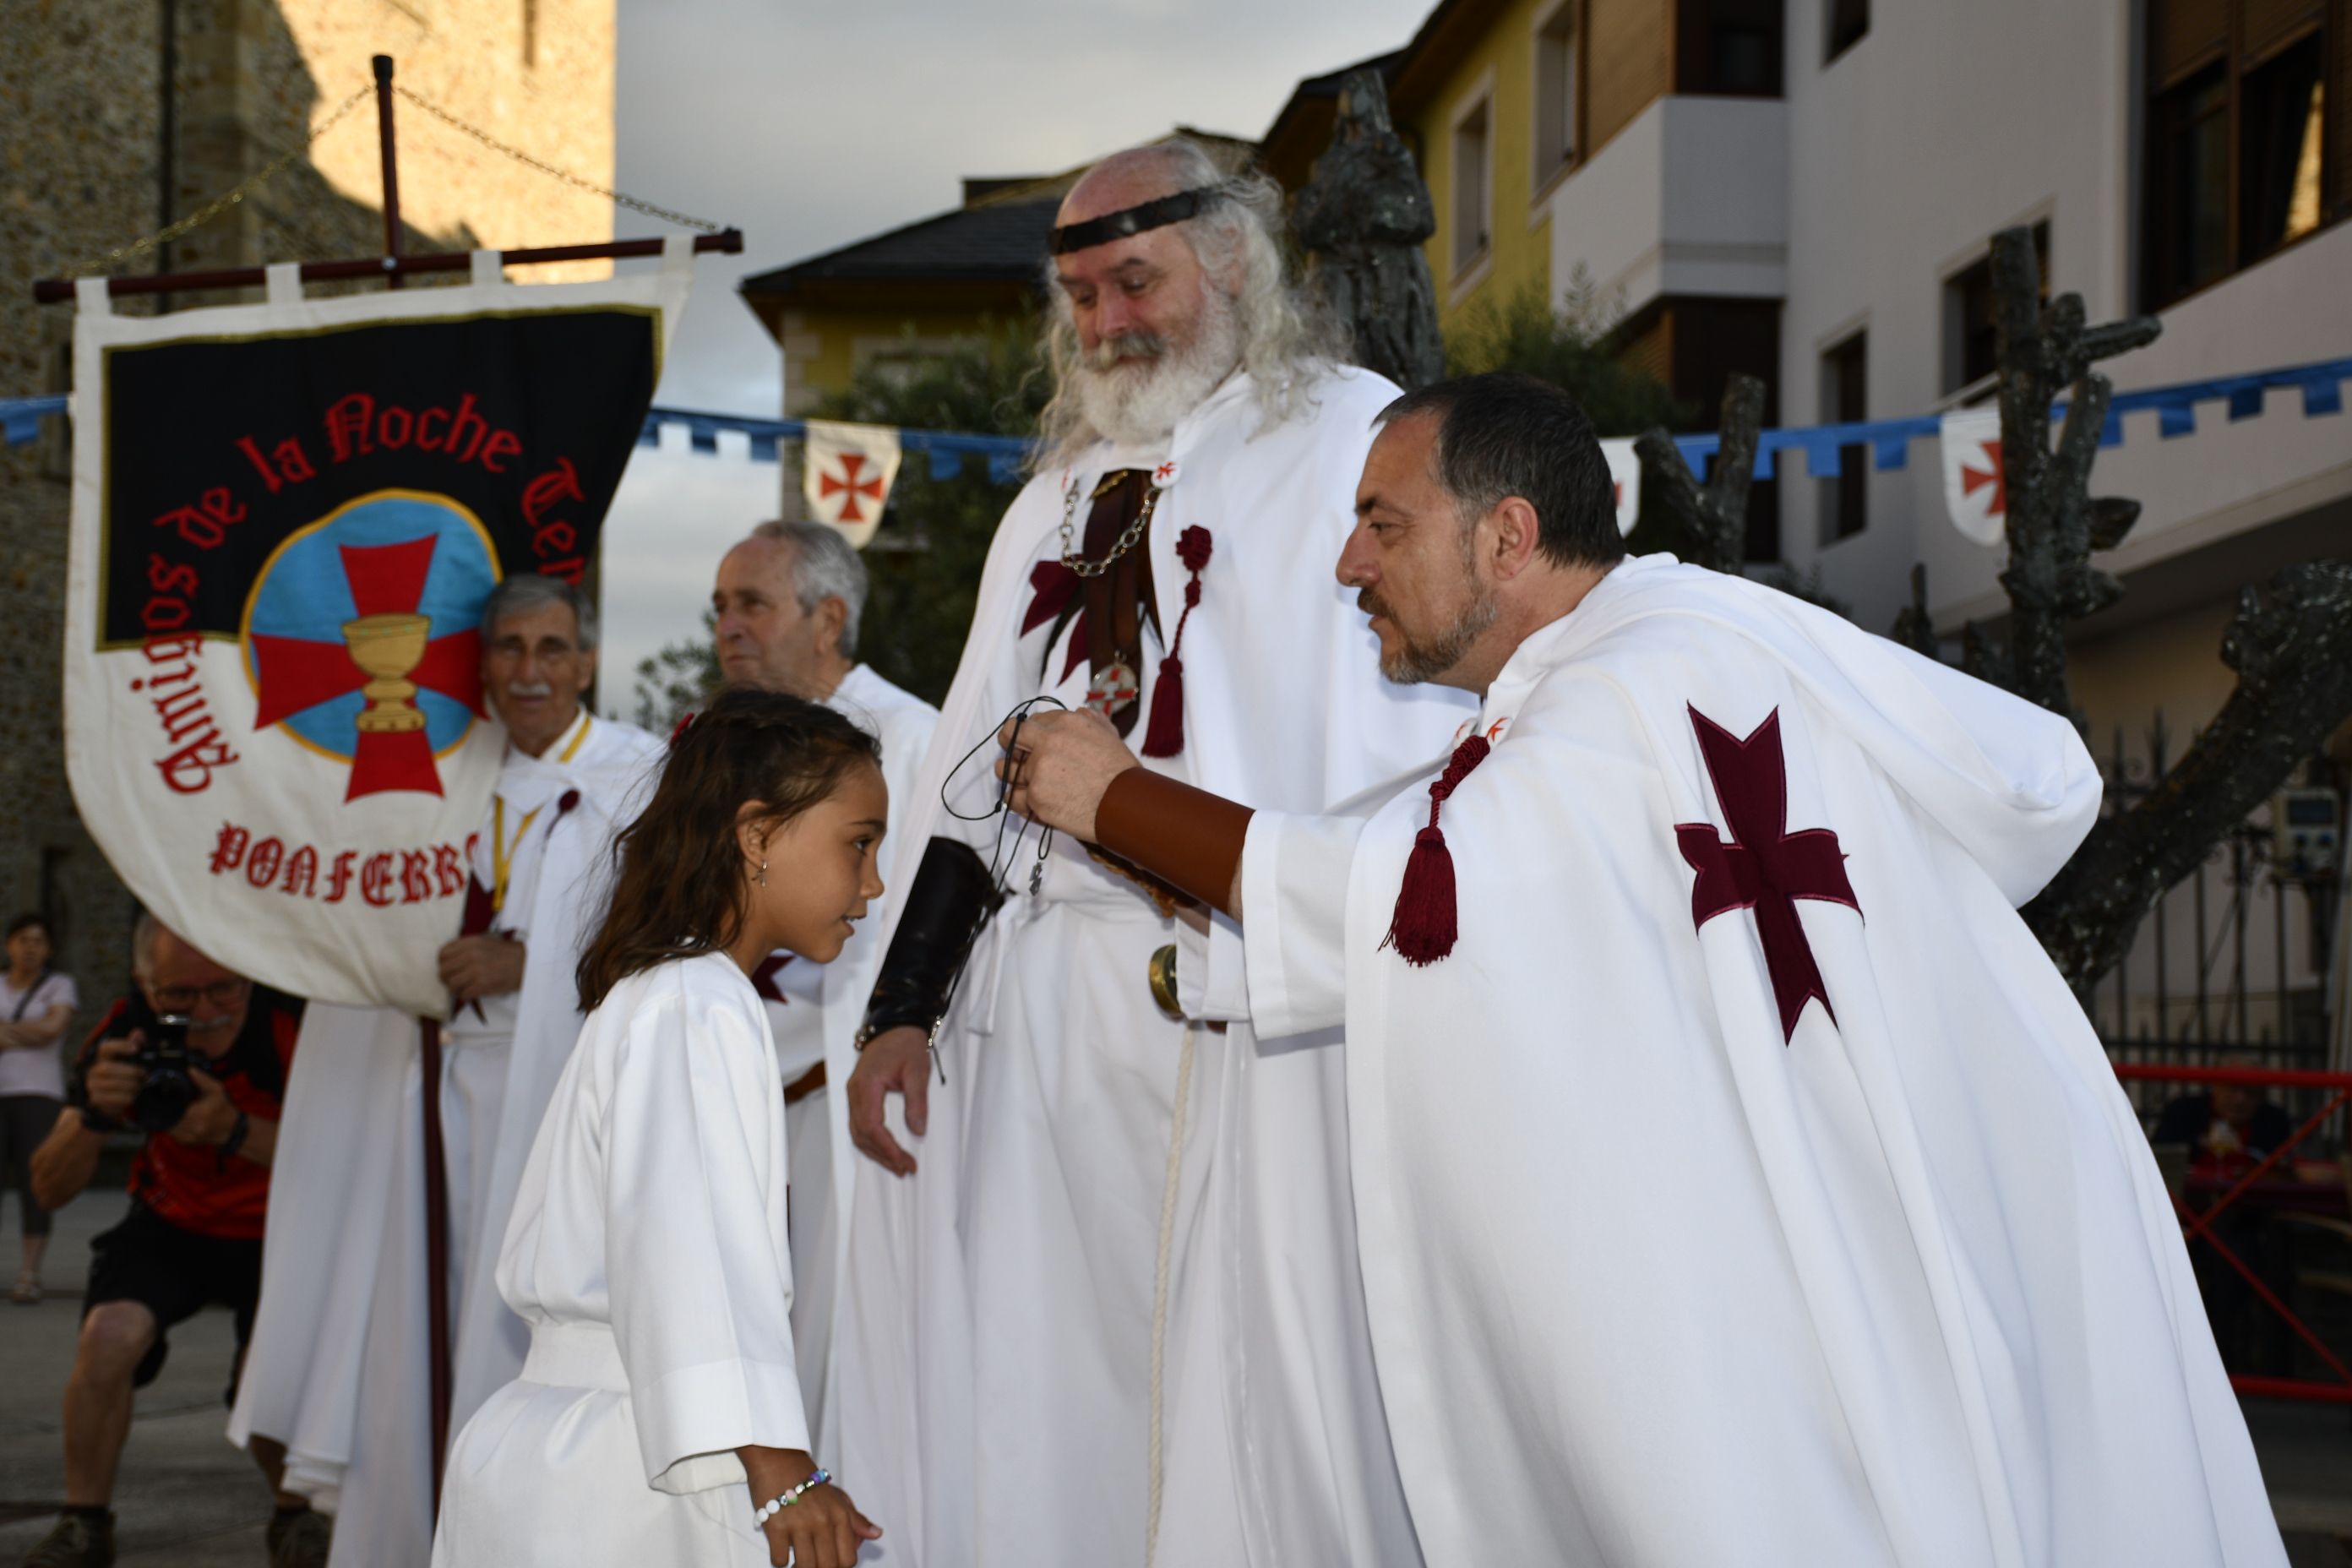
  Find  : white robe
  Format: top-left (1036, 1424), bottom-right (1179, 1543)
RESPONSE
top-left (229, 711), bottom-right (661, 1566)
top-left (831, 368), bottom-right (1473, 1567)
top-left (226, 1002), bottom-right (416, 1512)
top-left (433, 952), bottom-right (810, 1566)
top-left (756, 662), bottom-right (939, 1452)
top-left (1239, 555), bottom-right (2287, 1566)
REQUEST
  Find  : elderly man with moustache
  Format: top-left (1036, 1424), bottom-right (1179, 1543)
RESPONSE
top-left (228, 574), bottom-right (660, 1568)
top-left (709, 518), bottom-right (937, 1453)
top-left (830, 139), bottom-right (1468, 1567)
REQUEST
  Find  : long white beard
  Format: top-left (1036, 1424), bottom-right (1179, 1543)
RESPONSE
top-left (1072, 289), bottom-right (1243, 451)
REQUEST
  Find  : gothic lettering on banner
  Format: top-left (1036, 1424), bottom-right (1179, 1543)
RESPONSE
top-left (63, 259), bottom-right (691, 1014)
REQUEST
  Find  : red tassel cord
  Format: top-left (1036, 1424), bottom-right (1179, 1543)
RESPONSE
top-left (1141, 525), bottom-right (1213, 759)
top-left (1381, 733), bottom-right (1493, 966)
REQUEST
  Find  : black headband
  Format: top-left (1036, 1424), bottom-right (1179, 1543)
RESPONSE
top-left (1048, 187), bottom-right (1221, 256)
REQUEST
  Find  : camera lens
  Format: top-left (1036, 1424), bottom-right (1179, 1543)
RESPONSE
top-left (129, 1014), bottom-right (199, 1134)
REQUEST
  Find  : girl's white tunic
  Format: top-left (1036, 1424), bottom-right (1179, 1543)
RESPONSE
top-left (433, 951), bottom-right (809, 1566)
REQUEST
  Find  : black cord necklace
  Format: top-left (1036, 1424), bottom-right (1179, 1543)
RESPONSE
top-left (939, 694), bottom-right (1069, 897)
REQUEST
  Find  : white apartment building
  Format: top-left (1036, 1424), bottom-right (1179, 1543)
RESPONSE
top-left (1536, 0), bottom-right (2349, 1048)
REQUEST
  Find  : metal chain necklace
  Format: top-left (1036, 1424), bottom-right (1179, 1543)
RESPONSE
top-left (1058, 468), bottom-right (1165, 579)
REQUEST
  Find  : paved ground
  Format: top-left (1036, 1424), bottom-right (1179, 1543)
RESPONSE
top-left (3, 1181), bottom-right (2349, 1565)
top-left (0, 1187), bottom-right (289, 1568)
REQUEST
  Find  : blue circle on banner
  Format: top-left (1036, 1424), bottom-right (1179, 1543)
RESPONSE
top-left (239, 489), bottom-right (501, 764)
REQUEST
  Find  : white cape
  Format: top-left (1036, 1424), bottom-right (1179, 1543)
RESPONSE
top-left (1241, 555), bottom-right (2286, 1566)
top-left (831, 366), bottom-right (1473, 1566)
top-left (229, 715), bottom-right (660, 1565)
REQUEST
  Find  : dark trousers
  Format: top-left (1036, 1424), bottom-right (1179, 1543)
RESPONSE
top-left (0, 1093), bottom-right (59, 1239)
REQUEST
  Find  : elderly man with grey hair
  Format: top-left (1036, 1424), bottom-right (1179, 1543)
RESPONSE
top-left (225, 573), bottom-right (661, 1566)
top-left (830, 139), bottom-right (1470, 1567)
top-left (710, 518), bottom-right (938, 1456)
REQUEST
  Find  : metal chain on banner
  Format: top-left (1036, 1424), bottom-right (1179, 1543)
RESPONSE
top-left (69, 83), bottom-right (377, 276)
top-left (392, 84), bottom-right (726, 233)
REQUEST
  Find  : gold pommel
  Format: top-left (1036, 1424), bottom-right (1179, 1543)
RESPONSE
top-left (1147, 944), bottom-right (1183, 1021)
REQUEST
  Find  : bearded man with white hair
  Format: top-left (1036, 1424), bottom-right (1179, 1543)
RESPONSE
top-left (833, 139), bottom-right (1470, 1566)
top-left (228, 574), bottom-right (661, 1566)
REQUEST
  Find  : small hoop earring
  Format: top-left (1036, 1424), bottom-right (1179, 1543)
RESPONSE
top-left (756, 859), bottom-right (769, 888)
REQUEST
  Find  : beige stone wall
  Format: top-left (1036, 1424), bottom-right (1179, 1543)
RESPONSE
top-left (0, 0), bottom-right (616, 1015)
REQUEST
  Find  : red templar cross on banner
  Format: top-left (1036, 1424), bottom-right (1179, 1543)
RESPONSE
top-left (819, 453), bottom-right (885, 524)
top-left (1674, 705), bottom-right (1859, 1041)
top-left (248, 536), bottom-right (485, 801)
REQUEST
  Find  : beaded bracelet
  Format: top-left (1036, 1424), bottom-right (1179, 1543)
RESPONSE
top-left (753, 1468), bottom-right (830, 1527)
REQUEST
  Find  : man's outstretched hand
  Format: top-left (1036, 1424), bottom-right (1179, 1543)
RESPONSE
top-left (997, 709), bottom-right (1141, 841)
top-left (846, 1026), bottom-right (929, 1176)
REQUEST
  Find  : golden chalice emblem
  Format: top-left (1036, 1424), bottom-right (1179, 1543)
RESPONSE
top-left (342, 612), bottom-right (433, 734)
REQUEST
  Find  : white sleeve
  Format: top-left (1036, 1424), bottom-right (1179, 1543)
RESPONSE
top-left (1239, 809), bottom-right (1369, 1040)
top-left (604, 994), bottom-right (809, 1493)
top-left (1173, 912), bottom-right (1249, 1024)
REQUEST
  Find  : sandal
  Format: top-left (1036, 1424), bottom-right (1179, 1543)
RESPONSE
top-left (8, 1277), bottom-right (41, 1304)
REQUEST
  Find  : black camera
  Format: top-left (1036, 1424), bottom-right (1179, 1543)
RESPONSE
top-left (128, 1013), bottom-right (199, 1134)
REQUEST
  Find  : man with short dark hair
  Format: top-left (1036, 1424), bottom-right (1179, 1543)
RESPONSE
top-left (1002, 372), bottom-right (2284, 1565)
top-left (711, 518), bottom-right (936, 1448)
top-left (20, 917), bottom-right (321, 1568)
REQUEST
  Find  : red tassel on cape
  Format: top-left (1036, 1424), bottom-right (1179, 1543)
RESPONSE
top-left (1141, 656), bottom-right (1185, 757)
top-left (1141, 525), bottom-right (1213, 760)
top-left (1381, 734), bottom-right (1491, 966)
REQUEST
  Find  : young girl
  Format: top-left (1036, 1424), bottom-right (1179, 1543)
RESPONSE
top-left (434, 689), bottom-right (886, 1568)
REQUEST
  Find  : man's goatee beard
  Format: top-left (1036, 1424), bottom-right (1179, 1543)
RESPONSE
top-left (1361, 585), bottom-right (1498, 685)
top-left (1073, 289), bottom-right (1243, 450)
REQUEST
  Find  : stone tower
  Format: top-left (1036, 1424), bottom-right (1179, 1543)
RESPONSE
top-left (0, 0), bottom-right (618, 1010)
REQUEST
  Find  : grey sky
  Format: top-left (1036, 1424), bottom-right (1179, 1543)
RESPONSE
top-left (595, 0), bottom-right (1431, 707)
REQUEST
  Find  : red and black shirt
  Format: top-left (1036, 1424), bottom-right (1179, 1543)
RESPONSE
top-left (72, 989), bottom-right (303, 1241)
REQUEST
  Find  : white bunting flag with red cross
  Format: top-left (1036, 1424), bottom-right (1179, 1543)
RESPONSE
top-left (1599, 437), bottom-right (1642, 536)
top-left (802, 420), bottom-right (902, 547)
top-left (1938, 406), bottom-right (2007, 547)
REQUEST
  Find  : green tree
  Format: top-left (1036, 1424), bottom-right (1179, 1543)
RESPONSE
top-left (811, 324), bottom-right (1048, 706)
top-left (1443, 278), bottom-right (1689, 438)
top-left (1444, 278), bottom-right (1696, 554)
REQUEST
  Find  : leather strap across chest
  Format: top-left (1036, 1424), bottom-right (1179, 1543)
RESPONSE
top-left (1077, 469), bottom-right (1159, 736)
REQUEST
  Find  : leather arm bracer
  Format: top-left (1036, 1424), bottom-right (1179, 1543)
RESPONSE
top-left (858, 836), bottom-right (1004, 1043)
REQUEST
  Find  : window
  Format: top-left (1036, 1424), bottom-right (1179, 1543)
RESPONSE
top-left (1818, 331), bottom-right (1867, 545)
top-left (1826, 0), bottom-right (1868, 62)
top-left (2240, 34), bottom-right (2325, 258)
top-left (1679, 0), bottom-right (1784, 94)
top-left (1941, 220), bottom-right (2050, 398)
top-left (1452, 98), bottom-right (1492, 274)
top-left (2141, 0), bottom-right (2346, 310)
top-left (1534, 3), bottom-right (1579, 179)
top-left (2148, 63), bottom-right (2230, 301)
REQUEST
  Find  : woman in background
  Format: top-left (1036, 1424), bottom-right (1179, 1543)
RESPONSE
top-left (1, 912), bottom-right (79, 1304)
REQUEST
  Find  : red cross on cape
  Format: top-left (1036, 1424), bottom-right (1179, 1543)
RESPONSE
top-left (1673, 705), bottom-right (1859, 1041)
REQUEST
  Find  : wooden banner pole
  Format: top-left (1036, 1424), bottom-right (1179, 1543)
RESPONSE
top-left (373, 55), bottom-right (405, 291)
top-left (418, 1017), bottom-right (452, 1505)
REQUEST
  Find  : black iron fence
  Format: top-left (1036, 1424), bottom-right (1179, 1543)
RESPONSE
top-left (2086, 718), bottom-right (2344, 1138)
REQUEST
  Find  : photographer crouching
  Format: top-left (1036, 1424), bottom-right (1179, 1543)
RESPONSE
top-left (17, 915), bottom-right (327, 1568)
